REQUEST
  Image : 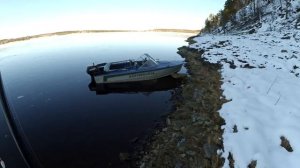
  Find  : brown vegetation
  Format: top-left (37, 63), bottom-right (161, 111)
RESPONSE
top-left (138, 46), bottom-right (226, 167)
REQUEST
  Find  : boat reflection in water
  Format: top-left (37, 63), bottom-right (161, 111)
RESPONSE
top-left (88, 75), bottom-right (185, 95)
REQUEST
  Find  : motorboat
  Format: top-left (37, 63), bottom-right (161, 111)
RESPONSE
top-left (86, 54), bottom-right (183, 84)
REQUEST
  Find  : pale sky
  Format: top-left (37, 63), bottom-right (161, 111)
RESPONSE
top-left (0, 0), bottom-right (226, 39)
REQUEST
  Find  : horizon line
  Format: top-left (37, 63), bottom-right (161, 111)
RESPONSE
top-left (0, 29), bottom-right (200, 45)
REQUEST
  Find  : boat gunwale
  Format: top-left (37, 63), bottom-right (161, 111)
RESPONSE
top-left (97, 62), bottom-right (183, 79)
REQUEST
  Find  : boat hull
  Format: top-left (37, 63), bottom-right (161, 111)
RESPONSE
top-left (93, 64), bottom-right (182, 84)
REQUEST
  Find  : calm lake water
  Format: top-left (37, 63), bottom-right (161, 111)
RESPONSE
top-left (0, 32), bottom-right (191, 168)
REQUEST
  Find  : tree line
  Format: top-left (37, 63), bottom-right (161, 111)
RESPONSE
top-left (202, 0), bottom-right (296, 33)
top-left (202, 0), bottom-right (251, 33)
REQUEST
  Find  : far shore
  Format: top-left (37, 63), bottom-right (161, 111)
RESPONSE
top-left (0, 29), bottom-right (199, 45)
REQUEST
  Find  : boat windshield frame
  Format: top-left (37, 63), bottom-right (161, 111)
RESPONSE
top-left (139, 54), bottom-right (158, 68)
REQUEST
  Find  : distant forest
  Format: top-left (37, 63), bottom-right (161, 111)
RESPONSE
top-left (0, 29), bottom-right (199, 45)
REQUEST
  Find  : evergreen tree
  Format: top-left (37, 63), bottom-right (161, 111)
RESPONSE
top-left (201, 0), bottom-right (252, 33)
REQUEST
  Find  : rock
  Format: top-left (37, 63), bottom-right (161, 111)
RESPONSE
top-left (130, 137), bottom-right (139, 143)
top-left (233, 125), bottom-right (238, 133)
top-left (193, 89), bottom-right (203, 99)
top-left (242, 64), bottom-right (256, 69)
top-left (238, 59), bottom-right (247, 63)
top-left (203, 143), bottom-right (217, 158)
top-left (214, 125), bottom-right (219, 131)
top-left (175, 162), bottom-right (183, 168)
top-left (178, 146), bottom-right (186, 152)
top-left (258, 65), bottom-right (266, 69)
top-left (249, 29), bottom-right (256, 34)
top-left (0, 158), bottom-right (5, 168)
top-left (248, 160), bottom-right (257, 168)
top-left (166, 117), bottom-right (171, 125)
top-left (186, 150), bottom-right (196, 156)
top-left (281, 49), bottom-right (288, 53)
top-left (177, 137), bottom-right (186, 148)
top-left (173, 126), bottom-right (181, 131)
top-left (180, 126), bottom-right (186, 133)
top-left (228, 152), bottom-right (235, 168)
top-left (119, 153), bottom-right (130, 161)
top-left (281, 36), bottom-right (291, 40)
top-left (280, 136), bottom-right (293, 152)
top-left (221, 58), bottom-right (236, 69)
top-left (140, 162), bottom-right (145, 168)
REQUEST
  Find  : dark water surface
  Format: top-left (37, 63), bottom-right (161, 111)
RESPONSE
top-left (0, 32), bottom-right (190, 168)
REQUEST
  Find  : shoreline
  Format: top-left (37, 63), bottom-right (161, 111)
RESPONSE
top-left (189, 32), bottom-right (300, 167)
top-left (138, 46), bottom-right (225, 167)
top-left (0, 29), bottom-right (199, 45)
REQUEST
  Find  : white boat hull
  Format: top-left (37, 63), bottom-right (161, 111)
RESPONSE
top-left (93, 64), bottom-right (182, 84)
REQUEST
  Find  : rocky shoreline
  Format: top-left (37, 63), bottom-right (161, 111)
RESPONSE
top-left (137, 46), bottom-right (226, 168)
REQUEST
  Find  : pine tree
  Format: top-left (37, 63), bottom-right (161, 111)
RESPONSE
top-left (201, 0), bottom-right (252, 33)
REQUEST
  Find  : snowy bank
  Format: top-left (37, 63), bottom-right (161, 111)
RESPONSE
top-left (190, 31), bottom-right (300, 167)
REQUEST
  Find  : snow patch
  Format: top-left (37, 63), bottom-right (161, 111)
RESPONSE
top-left (190, 31), bottom-right (300, 168)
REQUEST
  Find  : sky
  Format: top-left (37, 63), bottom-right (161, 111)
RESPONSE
top-left (0, 0), bottom-right (226, 39)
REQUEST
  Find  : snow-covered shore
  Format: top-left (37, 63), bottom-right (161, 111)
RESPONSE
top-left (190, 31), bottom-right (300, 167)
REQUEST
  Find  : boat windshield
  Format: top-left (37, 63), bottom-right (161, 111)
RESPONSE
top-left (139, 54), bottom-right (158, 68)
